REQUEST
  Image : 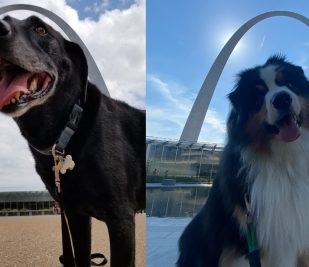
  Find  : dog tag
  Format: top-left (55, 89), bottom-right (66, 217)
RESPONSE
top-left (60, 155), bottom-right (75, 174)
top-left (53, 156), bottom-right (64, 193)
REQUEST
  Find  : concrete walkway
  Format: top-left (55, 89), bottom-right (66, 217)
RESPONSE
top-left (146, 217), bottom-right (191, 267)
top-left (0, 214), bottom-right (145, 267)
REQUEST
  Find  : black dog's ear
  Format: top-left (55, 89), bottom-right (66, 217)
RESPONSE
top-left (65, 41), bottom-right (88, 103)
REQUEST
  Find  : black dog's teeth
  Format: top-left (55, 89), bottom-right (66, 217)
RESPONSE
top-left (14, 81), bottom-right (53, 107)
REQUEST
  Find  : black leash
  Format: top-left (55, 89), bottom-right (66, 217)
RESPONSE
top-left (59, 199), bottom-right (75, 267)
top-left (30, 83), bottom-right (107, 266)
top-left (53, 105), bottom-right (107, 266)
top-left (58, 198), bottom-right (107, 266)
top-left (54, 105), bottom-right (107, 266)
top-left (59, 195), bottom-right (107, 267)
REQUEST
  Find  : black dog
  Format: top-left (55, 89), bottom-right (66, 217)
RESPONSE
top-left (0, 16), bottom-right (145, 267)
top-left (178, 56), bottom-right (309, 266)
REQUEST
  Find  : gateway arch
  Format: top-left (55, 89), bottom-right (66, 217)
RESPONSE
top-left (180, 11), bottom-right (309, 142)
top-left (0, 4), bottom-right (109, 96)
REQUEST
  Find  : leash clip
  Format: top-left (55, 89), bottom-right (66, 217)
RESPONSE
top-left (52, 144), bottom-right (64, 194)
top-left (52, 144), bottom-right (64, 160)
top-left (51, 144), bottom-right (75, 194)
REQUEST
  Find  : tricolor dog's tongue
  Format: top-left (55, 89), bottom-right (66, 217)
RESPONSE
top-left (0, 70), bottom-right (30, 108)
top-left (278, 115), bottom-right (300, 142)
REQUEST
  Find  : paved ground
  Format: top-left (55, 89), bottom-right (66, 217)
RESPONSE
top-left (146, 217), bottom-right (191, 267)
top-left (0, 214), bottom-right (145, 267)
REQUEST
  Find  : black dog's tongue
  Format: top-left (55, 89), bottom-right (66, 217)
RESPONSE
top-left (278, 114), bottom-right (300, 142)
top-left (0, 69), bottom-right (30, 108)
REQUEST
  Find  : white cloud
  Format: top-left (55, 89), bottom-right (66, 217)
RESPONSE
top-left (147, 74), bottom-right (226, 143)
top-left (0, 114), bottom-right (44, 191)
top-left (0, 0), bottom-right (145, 190)
top-left (204, 110), bottom-right (225, 133)
top-left (147, 75), bottom-right (191, 112)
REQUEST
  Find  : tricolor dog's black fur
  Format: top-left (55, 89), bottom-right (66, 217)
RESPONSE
top-left (178, 57), bottom-right (309, 267)
top-left (0, 16), bottom-right (145, 267)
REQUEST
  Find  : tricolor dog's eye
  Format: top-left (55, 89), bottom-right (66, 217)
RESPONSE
top-left (34, 26), bottom-right (47, 36)
top-left (275, 71), bottom-right (286, 86)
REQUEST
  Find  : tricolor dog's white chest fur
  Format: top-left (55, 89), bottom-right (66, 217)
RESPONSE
top-left (240, 129), bottom-right (309, 267)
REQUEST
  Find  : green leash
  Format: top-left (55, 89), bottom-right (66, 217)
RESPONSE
top-left (245, 222), bottom-right (258, 253)
top-left (244, 195), bottom-right (261, 267)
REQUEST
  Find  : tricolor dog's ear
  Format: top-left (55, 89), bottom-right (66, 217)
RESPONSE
top-left (228, 89), bottom-right (241, 111)
top-left (65, 41), bottom-right (88, 102)
top-left (228, 87), bottom-right (242, 114)
top-left (228, 87), bottom-right (245, 131)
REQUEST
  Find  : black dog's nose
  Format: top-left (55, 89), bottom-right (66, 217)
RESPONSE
top-left (272, 91), bottom-right (292, 110)
top-left (0, 20), bottom-right (11, 37)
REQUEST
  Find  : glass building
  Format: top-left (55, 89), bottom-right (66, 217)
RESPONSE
top-left (0, 191), bottom-right (56, 216)
top-left (146, 138), bottom-right (224, 217)
top-left (146, 138), bottom-right (224, 183)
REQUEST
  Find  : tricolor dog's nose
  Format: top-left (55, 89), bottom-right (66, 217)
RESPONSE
top-left (272, 91), bottom-right (292, 110)
top-left (0, 20), bottom-right (11, 37)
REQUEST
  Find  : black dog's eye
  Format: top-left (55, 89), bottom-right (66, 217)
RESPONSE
top-left (34, 26), bottom-right (47, 36)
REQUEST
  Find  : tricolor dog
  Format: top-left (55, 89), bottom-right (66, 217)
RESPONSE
top-left (178, 56), bottom-right (309, 267)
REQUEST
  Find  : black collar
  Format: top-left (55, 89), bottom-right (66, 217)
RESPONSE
top-left (30, 82), bottom-right (87, 156)
top-left (30, 103), bottom-right (83, 155)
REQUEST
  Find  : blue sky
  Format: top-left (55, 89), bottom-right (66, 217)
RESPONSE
top-left (147, 0), bottom-right (309, 143)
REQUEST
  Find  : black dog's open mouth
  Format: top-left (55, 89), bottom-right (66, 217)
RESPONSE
top-left (0, 58), bottom-right (54, 111)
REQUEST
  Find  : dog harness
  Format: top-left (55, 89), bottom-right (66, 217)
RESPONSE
top-left (30, 85), bottom-right (107, 266)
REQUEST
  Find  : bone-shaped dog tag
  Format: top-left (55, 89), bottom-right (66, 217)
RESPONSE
top-left (60, 155), bottom-right (75, 174)
top-left (52, 157), bottom-right (64, 193)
